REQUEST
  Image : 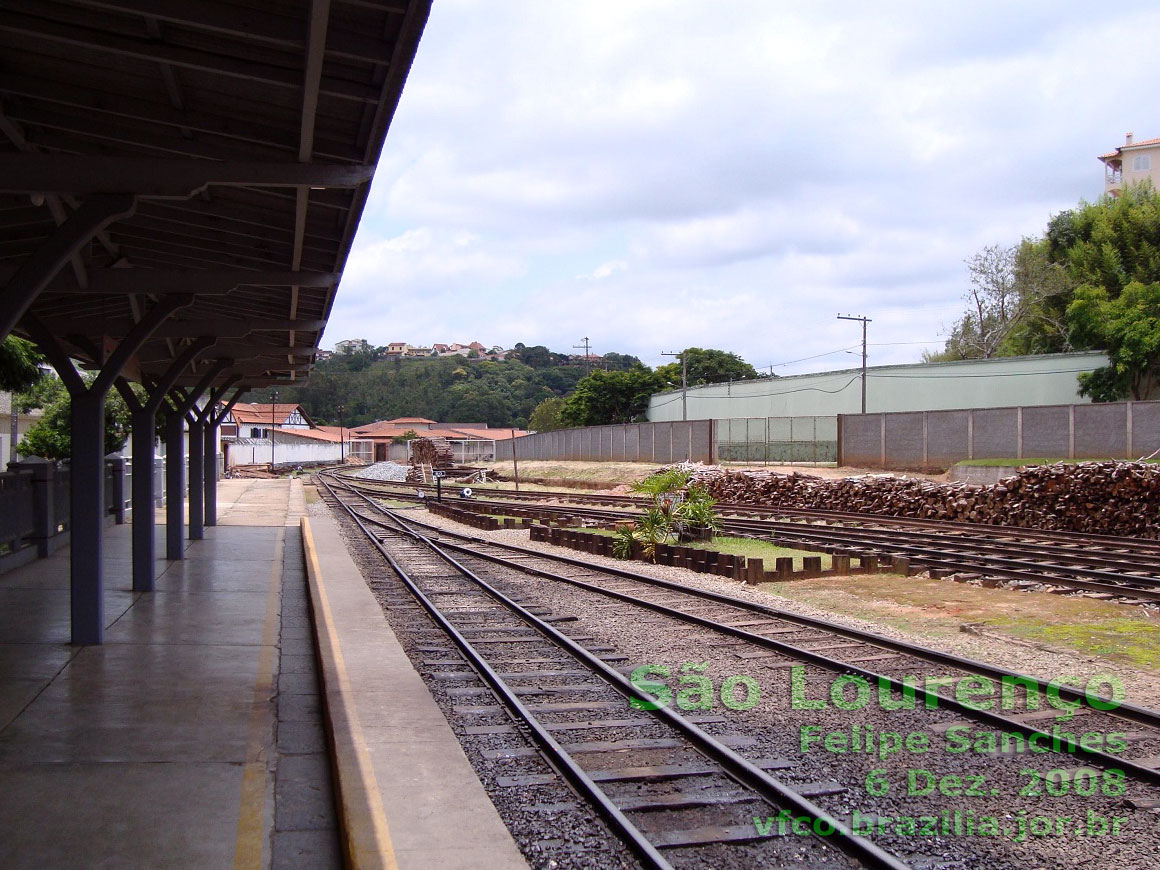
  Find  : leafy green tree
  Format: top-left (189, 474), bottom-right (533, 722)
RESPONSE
top-left (655, 347), bottom-right (759, 387)
top-left (528, 397), bottom-right (567, 431)
top-left (16, 374), bottom-right (133, 460)
top-left (510, 344), bottom-right (565, 368)
top-left (1054, 183), bottom-right (1160, 399)
top-left (1057, 183), bottom-right (1160, 291)
top-left (600, 351), bottom-right (644, 372)
top-left (0, 336), bottom-right (44, 393)
top-left (1069, 280), bottom-right (1160, 400)
top-left (999, 239), bottom-right (1076, 355)
top-left (560, 366), bottom-right (663, 426)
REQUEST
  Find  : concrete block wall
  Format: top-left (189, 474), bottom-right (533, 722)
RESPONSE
top-left (838, 400), bottom-right (1160, 470)
top-left (494, 420), bottom-right (715, 464)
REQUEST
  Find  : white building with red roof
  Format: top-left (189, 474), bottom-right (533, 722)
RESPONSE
top-left (1099, 132), bottom-right (1160, 197)
top-left (219, 402), bottom-right (355, 469)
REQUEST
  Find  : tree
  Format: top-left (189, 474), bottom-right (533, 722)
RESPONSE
top-left (560, 366), bottom-right (664, 426)
top-left (600, 351), bottom-right (644, 372)
top-left (16, 374), bottom-right (133, 460)
top-left (528, 397), bottom-right (567, 431)
top-left (655, 348), bottom-right (759, 387)
top-left (1055, 182), bottom-right (1160, 400)
top-left (1069, 280), bottom-right (1160, 400)
top-left (1000, 239), bottom-right (1075, 355)
top-left (931, 244), bottom-right (1021, 360)
top-left (0, 336), bottom-right (44, 393)
top-left (928, 239), bottom-right (1077, 362)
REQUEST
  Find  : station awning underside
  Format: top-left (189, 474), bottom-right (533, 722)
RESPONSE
top-left (0, 0), bottom-right (430, 389)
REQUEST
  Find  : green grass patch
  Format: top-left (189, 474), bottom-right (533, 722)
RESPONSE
top-left (583, 530), bottom-right (830, 570)
top-left (986, 616), bottom-right (1160, 670)
top-left (747, 574), bottom-right (1160, 672)
top-left (375, 497), bottom-right (422, 509)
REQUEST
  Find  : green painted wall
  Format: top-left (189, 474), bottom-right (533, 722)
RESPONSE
top-left (647, 352), bottom-right (1109, 421)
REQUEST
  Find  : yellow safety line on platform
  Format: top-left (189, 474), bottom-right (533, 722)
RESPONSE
top-left (234, 525), bottom-right (285, 869)
top-left (302, 517), bottom-right (398, 870)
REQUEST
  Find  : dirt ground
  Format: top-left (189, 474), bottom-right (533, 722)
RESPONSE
top-left (479, 459), bottom-right (948, 487)
top-left (762, 573), bottom-right (1160, 672)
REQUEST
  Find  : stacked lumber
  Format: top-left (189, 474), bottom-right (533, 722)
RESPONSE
top-left (670, 461), bottom-right (1160, 539)
top-left (410, 437), bottom-right (454, 468)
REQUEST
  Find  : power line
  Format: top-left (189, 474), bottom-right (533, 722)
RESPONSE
top-left (757, 345), bottom-right (859, 369)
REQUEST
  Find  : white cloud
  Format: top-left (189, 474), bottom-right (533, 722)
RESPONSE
top-left (331, 0), bottom-right (1160, 369)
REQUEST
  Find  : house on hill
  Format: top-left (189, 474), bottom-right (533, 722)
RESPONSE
top-left (1100, 132), bottom-right (1160, 197)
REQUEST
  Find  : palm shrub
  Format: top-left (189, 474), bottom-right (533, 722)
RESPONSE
top-left (635, 506), bottom-right (672, 562)
top-left (672, 485), bottom-right (720, 542)
top-left (611, 525), bottom-right (638, 560)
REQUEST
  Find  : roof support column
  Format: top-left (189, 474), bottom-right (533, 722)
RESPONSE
top-left (114, 339), bottom-right (213, 592)
top-left (166, 362), bottom-right (230, 558)
top-left (164, 410), bottom-right (185, 561)
top-left (202, 383), bottom-right (242, 528)
top-left (68, 390), bottom-right (105, 645)
top-left (0, 195), bottom-right (136, 340)
top-left (186, 414), bottom-right (204, 540)
top-left (23, 296), bottom-right (193, 644)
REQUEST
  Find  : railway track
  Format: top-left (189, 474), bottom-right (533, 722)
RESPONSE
top-left (319, 472), bottom-right (1160, 869)
top-left (320, 475), bottom-right (902, 869)
top-left (338, 475), bottom-right (1160, 602)
top-left (340, 473), bottom-right (1160, 553)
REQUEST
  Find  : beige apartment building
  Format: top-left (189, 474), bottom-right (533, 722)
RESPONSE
top-left (1100, 132), bottom-right (1160, 196)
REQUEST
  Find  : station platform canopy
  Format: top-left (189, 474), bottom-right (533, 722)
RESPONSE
top-left (0, 0), bottom-right (430, 389)
top-left (0, 0), bottom-right (431, 646)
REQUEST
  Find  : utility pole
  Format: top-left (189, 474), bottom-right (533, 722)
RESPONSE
top-left (338, 404), bottom-right (345, 463)
top-left (837, 314), bottom-right (871, 414)
top-left (573, 337), bottom-right (592, 376)
top-left (661, 350), bottom-right (688, 421)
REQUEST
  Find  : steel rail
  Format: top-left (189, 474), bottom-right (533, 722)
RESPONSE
top-left (346, 483), bottom-right (1160, 598)
top-left (322, 473), bottom-right (1160, 744)
top-left (321, 474), bottom-right (914, 870)
top-left (338, 471), bottom-right (1160, 553)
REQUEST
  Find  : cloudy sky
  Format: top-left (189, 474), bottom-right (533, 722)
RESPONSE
top-left (323, 0), bottom-right (1160, 374)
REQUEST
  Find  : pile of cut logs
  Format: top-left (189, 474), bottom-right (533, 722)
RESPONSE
top-left (676, 461), bottom-right (1160, 538)
top-left (410, 437), bottom-right (454, 468)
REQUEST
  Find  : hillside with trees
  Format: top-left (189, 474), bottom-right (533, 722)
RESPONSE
top-left (929, 182), bottom-right (1160, 401)
top-left (251, 344), bottom-right (764, 430)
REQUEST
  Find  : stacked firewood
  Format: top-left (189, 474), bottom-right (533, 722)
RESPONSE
top-left (673, 461), bottom-right (1160, 538)
top-left (410, 437), bottom-right (454, 468)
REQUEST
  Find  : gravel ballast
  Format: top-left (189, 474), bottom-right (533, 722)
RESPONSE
top-left (312, 492), bottom-right (1160, 869)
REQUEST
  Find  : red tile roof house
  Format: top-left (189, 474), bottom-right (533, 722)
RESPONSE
top-left (349, 418), bottom-right (527, 463)
top-left (220, 403), bottom-right (354, 469)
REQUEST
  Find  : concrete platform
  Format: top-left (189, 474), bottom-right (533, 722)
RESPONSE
top-left (0, 479), bottom-right (342, 869)
top-left (0, 478), bottom-right (530, 869)
top-left (302, 512), bottom-right (529, 870)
